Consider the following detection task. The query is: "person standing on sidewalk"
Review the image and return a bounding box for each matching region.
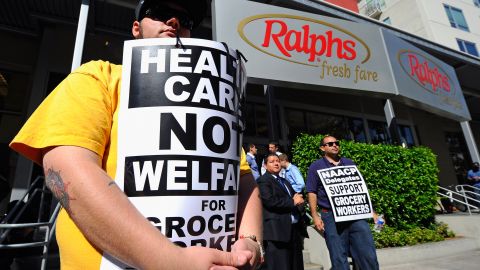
[261,142,283,175]
[278,154,305,193]
[258,153,308,270]
[467,162,480,202]
[306,135,379,270]
[247,143,261,180]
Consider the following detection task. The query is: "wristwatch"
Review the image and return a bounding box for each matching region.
[239,234,265,267]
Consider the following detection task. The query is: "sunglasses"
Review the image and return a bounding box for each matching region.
[143,5,194,30]
[322,141,340,147]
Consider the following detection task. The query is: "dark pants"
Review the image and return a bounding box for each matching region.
[322,210,379,270]
[262,223,304,270]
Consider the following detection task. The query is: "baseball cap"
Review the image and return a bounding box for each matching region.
[135,0,208,28]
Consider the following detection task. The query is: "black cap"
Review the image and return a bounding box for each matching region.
[135,0,208,28]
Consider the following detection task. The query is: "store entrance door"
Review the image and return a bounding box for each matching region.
[445,131,472,185]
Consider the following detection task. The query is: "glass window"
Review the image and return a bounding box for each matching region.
[286,109,363,142]
[367,120,392,144]
[398,124,415,147]
[0,69,31,190]
[366,0,386,8]
[285,108,307,141]
[382,17,392,25]
[244,102,268,137]
[445,132,471,184]
[457,39,479,57]
[244,103,256,136]
[464,43,479,56]
[306,111,351,140]
[348,118,367,143]
[444,5,469,31]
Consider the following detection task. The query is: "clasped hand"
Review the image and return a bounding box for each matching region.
[293,193,304,206]
[181,238,260,270]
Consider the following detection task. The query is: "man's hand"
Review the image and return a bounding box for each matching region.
[372,211,378,224]
[230,238,261,270]
[181,246,251,270]
[372,211,386,226]
[293,193,304,206]
[312,215,324,232]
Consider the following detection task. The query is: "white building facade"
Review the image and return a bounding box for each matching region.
[359,0,480,58]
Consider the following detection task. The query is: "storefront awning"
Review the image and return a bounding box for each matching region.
[213,0,471,121]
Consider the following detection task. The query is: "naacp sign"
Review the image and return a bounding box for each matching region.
[317,165,373,222]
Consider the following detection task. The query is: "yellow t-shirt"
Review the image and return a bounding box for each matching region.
[10,60,251,269]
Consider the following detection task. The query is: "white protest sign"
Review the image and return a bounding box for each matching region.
[317,165,373,222]
[100,38,246,269]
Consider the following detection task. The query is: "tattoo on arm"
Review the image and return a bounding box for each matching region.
[45,168,73,212]
[108,181,117,187]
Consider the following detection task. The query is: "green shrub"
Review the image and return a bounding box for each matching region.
[291,134,439,230]
[434,221,456,238]
[373,222,455,248]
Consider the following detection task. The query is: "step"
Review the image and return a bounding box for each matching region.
[304,263,324,270]
[303,249,311,263]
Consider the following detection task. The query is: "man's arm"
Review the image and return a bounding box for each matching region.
[44,146,251,269]
[307,192,324,232]
[306,163,323,232]
[467,171,473,181]
[233,172,263,269]
[291,166,305,192]
[246,156,260,180]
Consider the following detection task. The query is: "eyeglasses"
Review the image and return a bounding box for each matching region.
[143,5,194,30]
[322,141,340,147]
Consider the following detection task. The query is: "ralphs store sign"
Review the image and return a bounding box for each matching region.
[399,50,452,95]
[238,15,370,66]
[213,0,396,94]
[212,0,470,121]
[382,30,470,121]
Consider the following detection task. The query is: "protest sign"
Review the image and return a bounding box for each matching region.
[100,38,246,269]
[317,165,373,222]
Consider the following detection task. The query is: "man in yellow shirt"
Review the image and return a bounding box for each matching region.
[10,0,262,269]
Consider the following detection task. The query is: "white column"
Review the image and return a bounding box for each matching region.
[71,0,90,71]
[460,121,480,163]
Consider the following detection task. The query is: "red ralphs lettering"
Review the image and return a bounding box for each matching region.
[261,19,357,62]
[407,53,450,93]
[238,15,371,65]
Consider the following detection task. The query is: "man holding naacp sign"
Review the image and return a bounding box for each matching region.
[306,136,379,270]
[10,0,263,269]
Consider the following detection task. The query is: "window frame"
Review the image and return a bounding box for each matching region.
[456,38,479,57]
[444,4,469,31]
[366,120,392,145]
[283,107,367,143]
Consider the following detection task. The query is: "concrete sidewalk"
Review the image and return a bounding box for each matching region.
[382,250,480,270]
[377,236,478,267]
[303,213,480,269]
